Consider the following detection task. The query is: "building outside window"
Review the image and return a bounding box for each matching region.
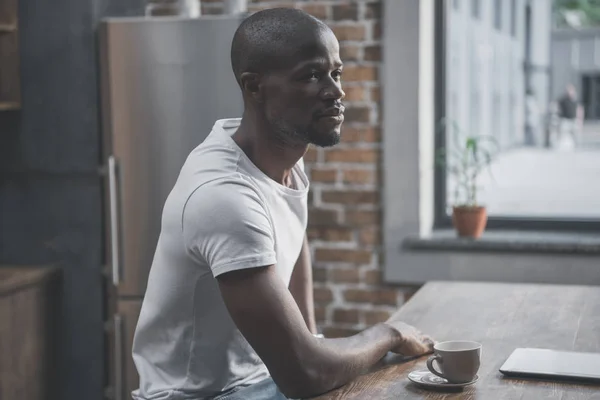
[439,0,600,228]
[510,0,518,37]
[494,0,503,30]
[471,0,480,19]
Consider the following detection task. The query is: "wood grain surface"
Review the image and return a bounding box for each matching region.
[0,266,61,400]
[311,281,600,399]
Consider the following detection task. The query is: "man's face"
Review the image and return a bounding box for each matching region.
[261,29,345,147]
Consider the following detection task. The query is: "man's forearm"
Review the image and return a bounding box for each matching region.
[289,236,317,334]
[297,323,400,397]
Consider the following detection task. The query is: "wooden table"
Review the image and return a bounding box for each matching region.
[313,281,600,399]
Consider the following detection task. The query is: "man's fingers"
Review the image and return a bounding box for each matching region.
[421,336,435,353]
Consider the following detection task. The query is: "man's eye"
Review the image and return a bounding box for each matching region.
[333,70,343,81]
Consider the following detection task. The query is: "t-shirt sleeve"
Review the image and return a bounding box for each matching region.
[182,177,277,277]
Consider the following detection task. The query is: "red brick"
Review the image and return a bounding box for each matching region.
[325,148,378,163]
[308,208,339,226]
[307,227,354,242]
[323,326,361,338]
[333,308,360,324]
[373,21,382,40]
[363,269,382,285]
[370,86,381,103]
[343,86,365,101]
[248,2,295,12]
[374,289,399,305]
[321,190,378,204]
[314,287,333,303]
[343,289,372,303]
[360,227,381,245]
[343,65,378,81]
[340,44,360,62]
[345,210,379,226]
[313,267,328,282]
[364,310,391,325]
[331,268,360,283]
[343,288,399,305]
[366,3,381,19]
[364,45,381,61]
[315,248,372,264]
[315,306,327,323]
[299,3,329,19]
[403,288,419,302]
[310,168,337,183]
[331,24,366,41]
[344,106,371,123]
[304,146,319,162]
[341,126,381,143]
[332,3,358,21]
[307,189,314,205]
[342,169,375,184]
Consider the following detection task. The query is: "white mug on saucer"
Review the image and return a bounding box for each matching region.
[427,340,482,383]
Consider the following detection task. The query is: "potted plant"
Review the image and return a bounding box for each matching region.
[436,119,499,239]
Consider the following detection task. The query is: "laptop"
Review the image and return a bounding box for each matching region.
[500,348,600,384]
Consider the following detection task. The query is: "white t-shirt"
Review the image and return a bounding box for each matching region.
[131,119,309,400]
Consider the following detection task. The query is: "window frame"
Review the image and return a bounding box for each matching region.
[433,0,600,233]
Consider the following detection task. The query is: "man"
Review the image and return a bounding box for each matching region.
[557,84,584,147]
[131,8,433,400]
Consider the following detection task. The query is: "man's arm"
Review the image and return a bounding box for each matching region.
[288,235,317,334]
[217,265,433,399]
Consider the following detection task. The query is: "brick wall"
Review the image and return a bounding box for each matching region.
[202,0,419,336]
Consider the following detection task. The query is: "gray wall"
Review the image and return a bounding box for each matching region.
[0,1,144,399]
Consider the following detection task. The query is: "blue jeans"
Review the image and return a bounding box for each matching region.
[213,378,290,400]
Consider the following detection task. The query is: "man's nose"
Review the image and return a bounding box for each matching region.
[322,82,345,101]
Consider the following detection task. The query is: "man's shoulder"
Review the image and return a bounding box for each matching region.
[191,174,259,200]
[181,173,264,222]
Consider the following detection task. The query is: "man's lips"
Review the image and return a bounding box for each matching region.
[317,106,345,118]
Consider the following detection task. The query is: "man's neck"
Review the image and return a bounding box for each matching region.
[232,114,308,186]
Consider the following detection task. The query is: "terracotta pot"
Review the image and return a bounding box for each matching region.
[452,206,488,238]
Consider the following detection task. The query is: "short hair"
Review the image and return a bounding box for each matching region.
[230,8,330,85]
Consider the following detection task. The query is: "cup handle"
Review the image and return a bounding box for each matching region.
[427,355,446,379]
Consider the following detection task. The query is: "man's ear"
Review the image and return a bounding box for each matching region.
[240,72,263,102]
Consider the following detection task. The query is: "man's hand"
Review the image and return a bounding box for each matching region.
[384,317,435,357]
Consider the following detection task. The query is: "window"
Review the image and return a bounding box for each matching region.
[494,0,502,30]
[437,0,600,229]
[471,0,480,19]
[582,74,600,120]
[510,0,517,37]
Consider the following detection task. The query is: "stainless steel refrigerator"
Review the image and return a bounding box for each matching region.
[99,15,244,400]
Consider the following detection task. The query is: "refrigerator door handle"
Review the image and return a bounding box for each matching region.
[108,155,121,286]
[114,314,124,400]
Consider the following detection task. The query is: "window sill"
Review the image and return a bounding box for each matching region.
[402,230,600,255]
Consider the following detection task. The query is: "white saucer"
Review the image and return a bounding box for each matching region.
[408,370,479,389]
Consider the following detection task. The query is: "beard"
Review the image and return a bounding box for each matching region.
[270,117,341,148]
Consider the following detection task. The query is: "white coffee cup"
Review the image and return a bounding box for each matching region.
[427,341,482,383]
